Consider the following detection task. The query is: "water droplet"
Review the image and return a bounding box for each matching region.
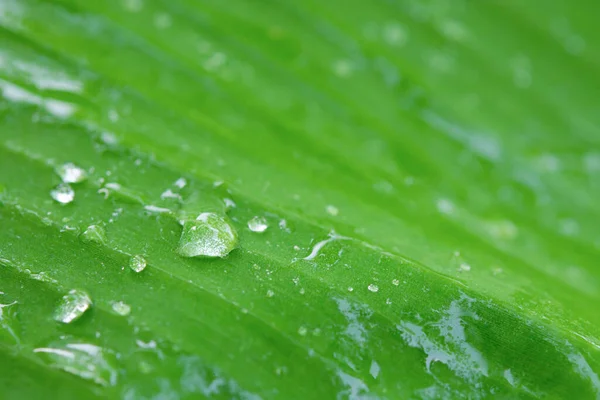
[326,205,339,216]
[370,360,381,379]
[223,198,236,210]
[153,12,172,29]
[111,301,131,316]
[56,162,87,183]
[129,255,147,273]
[54,289,92,323]
[382,22,408,46]
[436,198,455,215]
[298,326,307,336]
[348,287,354,292]
[458,263,471,272]
[174,177,187,189]
[332,59,354,78]
[367,284,379,293]
[248,216,268,233]
[51,183,74,204]
[386,298,392,305]
[392,279,400,286]
[144,205,171,213]
[177,213,238,258]
[266,290,275,298]
[34,338,118,386]
[81,225,106,244]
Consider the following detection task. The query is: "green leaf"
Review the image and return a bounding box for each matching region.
[1,0,600,398]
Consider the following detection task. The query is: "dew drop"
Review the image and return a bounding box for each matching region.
[392,279,400,286]
[369,360,381,379]
[56,162,87,184]
[223,198,236,210]
[129,255,147,273]
[81,225,106,244]
[458,263,471,272]
[326,205,339,216]
[367,284,379,293]
[174,177,187,189]
[51,183,74,204]
[266,289,275,298]
[111,301,131,316]
[248,216,268,233]
[298,326,307,336]
[177,213,238,258]
[347,287,354,292]
[54,289,92,324]
[34,338,118,386]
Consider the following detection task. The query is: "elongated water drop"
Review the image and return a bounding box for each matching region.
[177,212,237,258]
[51,183,74,204]
[56,162,87,183]
[81,225,106,244]
[111,301,131,316]
[248,216,268,232]
[34,338,118,386]
[54,289,92,323]
[129,255,147,273]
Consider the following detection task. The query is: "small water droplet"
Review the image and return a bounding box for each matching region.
[392,279,400,286]
[129,255,147,273]
[54,290,92,323]
[386,298,392,305]
[347,287,354,292]
[111,301,131,316]
[177,213,238,258]
[34,338,118,386]
[248,216,268,233]
[458,263,471,272]
[299,288,305,295]
[367,284,379,293]
[51,183,74,204]
[56,163,87,183]
[81,225,106,244]
[369,360,381,379]
[174,177,187,189]
[436,198,455,215]
[326,205,339,216]
[266,289,275,298]
[298,326,307,336]
[223,198,236,210]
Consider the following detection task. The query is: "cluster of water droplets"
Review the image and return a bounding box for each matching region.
[50,162,88,205]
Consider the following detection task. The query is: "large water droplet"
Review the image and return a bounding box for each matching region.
[54,289,92,323]
[177,213,237,258]
[111,301,131,316]
[367,284,379,293]
[81,225,106,244]
[129,255,147,273]
[56,162,87,183]
[34,338,118,386]
[247,216,268,233]
[51,183,74,204]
